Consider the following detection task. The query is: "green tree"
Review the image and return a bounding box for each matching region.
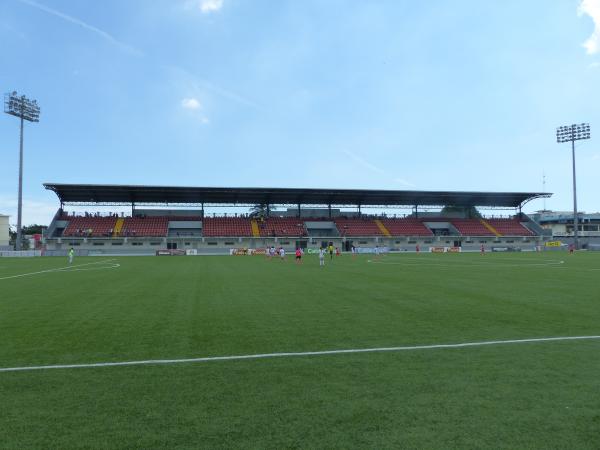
[440,206,481,218]
[22,224,46,235]
[9,225,16,246]
[249,204,270,218]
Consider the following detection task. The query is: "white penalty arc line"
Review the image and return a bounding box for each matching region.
[0,259,117,280]
[1,335,599,373]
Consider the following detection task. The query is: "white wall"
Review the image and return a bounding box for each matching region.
[0,215,9,247]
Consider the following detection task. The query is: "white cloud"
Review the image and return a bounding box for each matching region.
[181,98,209,124]
[342,150,385,174]
[181,97,202,110]
[341,150,416,188]
[185,0,224,13]
[393,177,416,188]
[0,196,59,226]
[579,0,600,54]
[200,0,224,13]
[589,61,600,68]
[167,65,263,110]
[15,0,142,56]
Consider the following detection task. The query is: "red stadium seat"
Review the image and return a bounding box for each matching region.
[334,219,383,236]
[450,219,495,236]
[120,217,169,237]
[62,216,117,237]
[258,217,306,237]
[381,219,433,236]
[203,217,253,237]
[486,219,534,236]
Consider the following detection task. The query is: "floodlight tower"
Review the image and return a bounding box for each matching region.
[4,91,41,250]
[556,123,591,250]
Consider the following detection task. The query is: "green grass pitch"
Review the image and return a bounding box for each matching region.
[1,252,600,449]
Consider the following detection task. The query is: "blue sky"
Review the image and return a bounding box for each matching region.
[1,0,600,224]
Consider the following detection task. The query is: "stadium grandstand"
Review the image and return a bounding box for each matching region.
[42,183,551,255]
[529,211,600,238]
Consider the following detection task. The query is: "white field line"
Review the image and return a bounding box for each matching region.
[386,256,562,263]
[367,259,565,268]
[1,335,599,373]
[65,263,120,272]
[0,259,117,281]
[368,258,600,271]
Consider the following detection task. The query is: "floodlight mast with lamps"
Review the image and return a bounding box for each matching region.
[3,91,41,251]
[556,123,591,250]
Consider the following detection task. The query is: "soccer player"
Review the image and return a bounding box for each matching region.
[351,244,356,259]
[295,247,302,264]
[68,247,74,264]
[335,247,340,257]
[328,243,334,260]
[480,244,485,254]
[319,247,325,266]
[280,247,286,261]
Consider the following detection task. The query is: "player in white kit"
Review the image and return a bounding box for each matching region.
[318,247,325,266]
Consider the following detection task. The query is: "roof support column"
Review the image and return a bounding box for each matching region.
[267,204,270,217]
[415,205,418,219]
[358,204,361,218]
[328,203,332,219]
[131,202,135,216]
[297,203,301,218]
[201,202,204,219]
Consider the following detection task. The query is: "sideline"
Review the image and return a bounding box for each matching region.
[0,259,117,281]
[367,258,565,267]
[1,335,599,373]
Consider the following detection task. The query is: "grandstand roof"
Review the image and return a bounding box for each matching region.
[44,183,550,208]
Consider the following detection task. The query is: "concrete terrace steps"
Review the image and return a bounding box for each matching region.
[374,219,391,237]
[250,220,260,238]
[113,218,125,237]
[479,219,502,237]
